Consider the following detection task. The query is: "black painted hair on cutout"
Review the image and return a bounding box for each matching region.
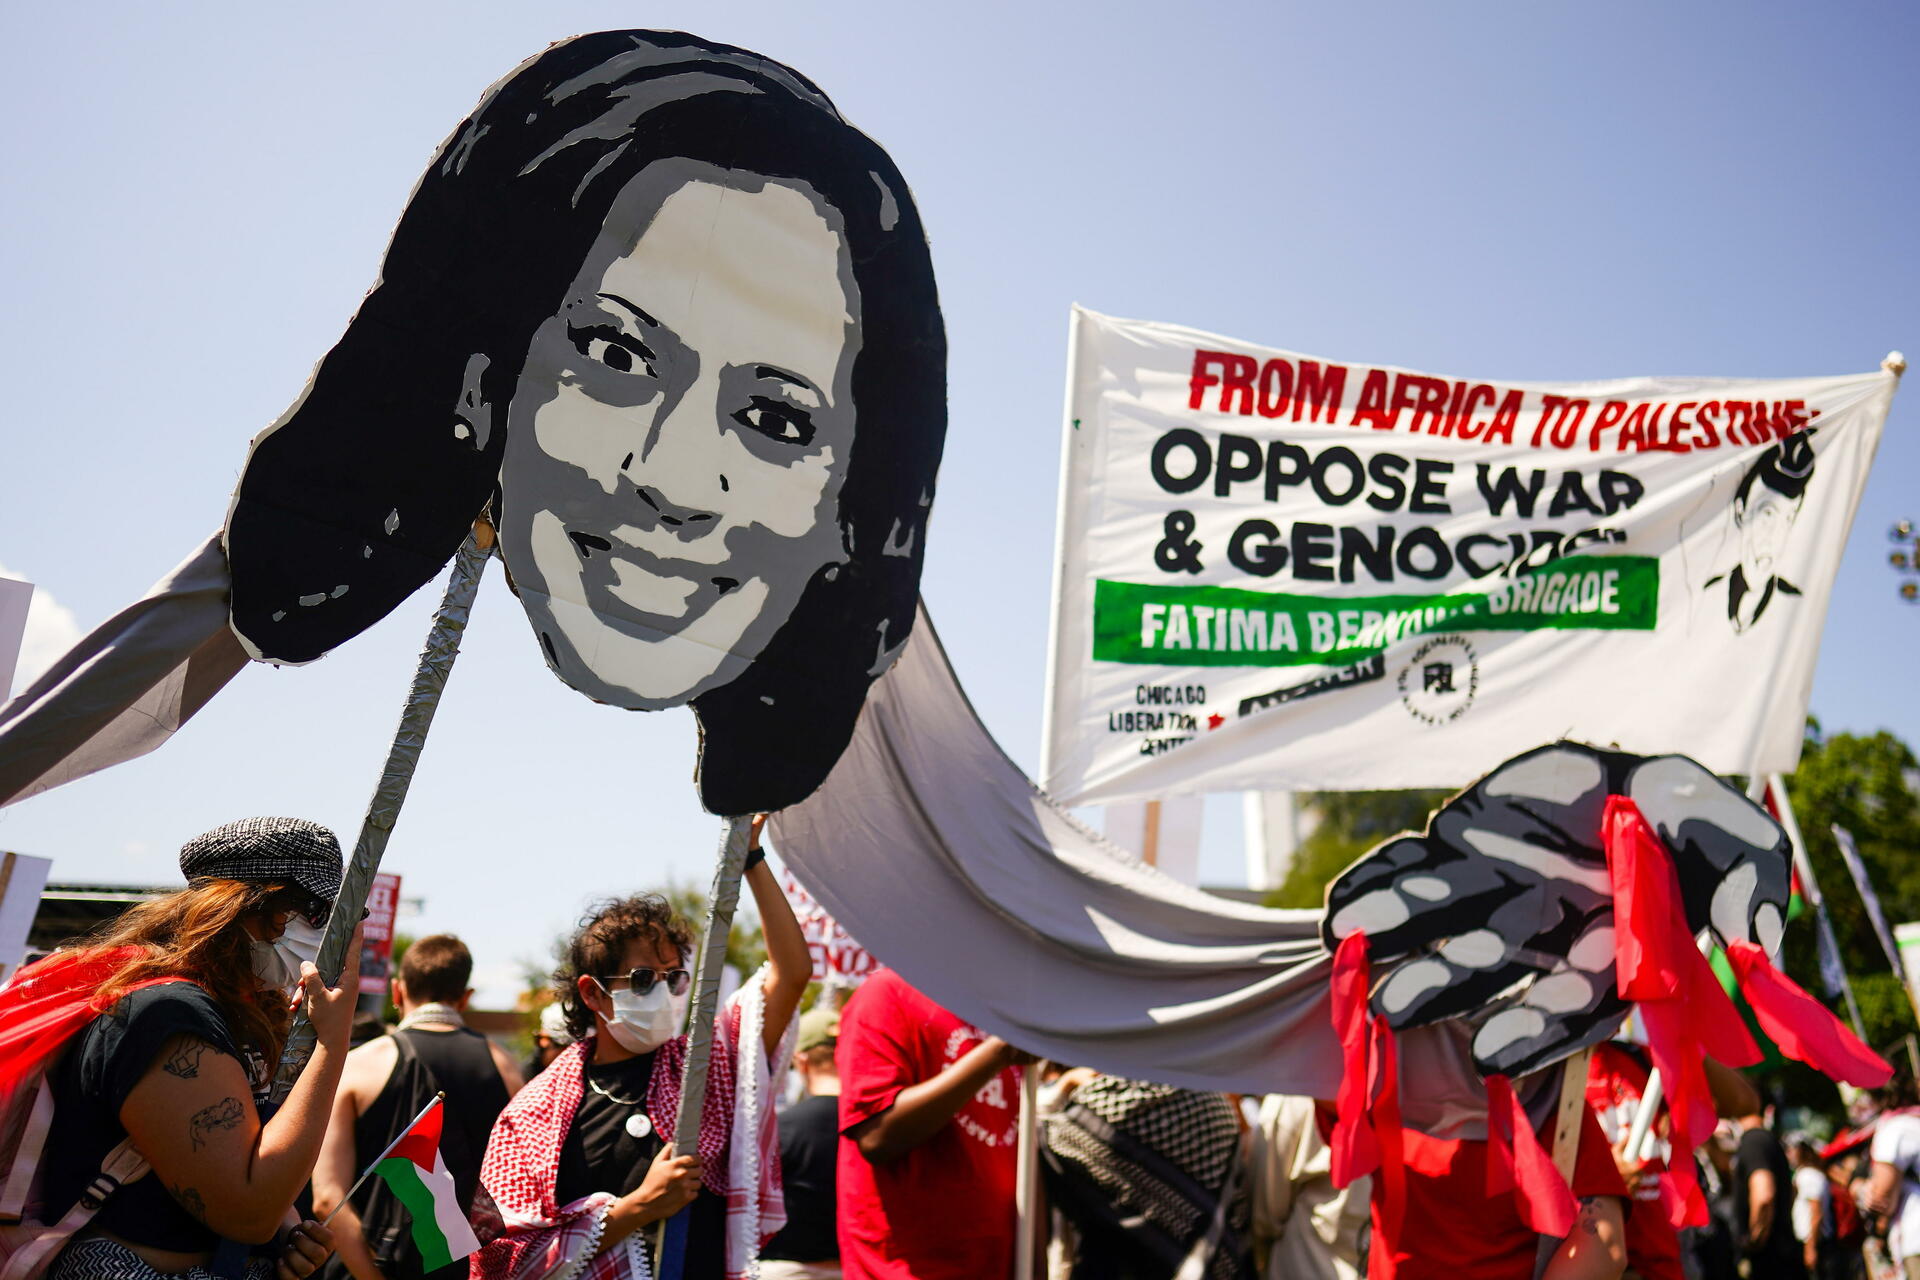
[224,31,947,815]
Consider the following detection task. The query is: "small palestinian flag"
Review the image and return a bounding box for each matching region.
[373,1095,481,1269]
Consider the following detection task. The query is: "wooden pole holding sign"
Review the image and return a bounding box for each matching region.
[656,813,755,1280]
[270,524,491,1104]
[1140,799,1161,868]
[1015,1069,1041,1280]
[1531,1048,1593,1280]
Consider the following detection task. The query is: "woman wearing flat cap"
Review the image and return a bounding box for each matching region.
[0,816,363,1280]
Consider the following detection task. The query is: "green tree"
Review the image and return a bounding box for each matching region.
[1780,720,1920,1054]
[657,881,768,978]
[1264,789,1454,909]
[380,933,413,1024]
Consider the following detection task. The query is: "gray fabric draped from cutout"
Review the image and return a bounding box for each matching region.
[772,602,1497,1111]
[0,536,243,808]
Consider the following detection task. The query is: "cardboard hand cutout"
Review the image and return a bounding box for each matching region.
[223,31,947,816]
[1322,742,1790,1078]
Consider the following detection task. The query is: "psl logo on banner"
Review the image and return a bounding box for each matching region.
[1041,308,1898,806]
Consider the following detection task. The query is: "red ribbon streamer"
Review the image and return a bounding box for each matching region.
[1485,1074,1578,1237]
[1369,1005,1405,1243]
[1327,929,1408,1245]
[1726,940,1892,1087]
[1330,931,1380,1187]
[1602,796,1762,1229]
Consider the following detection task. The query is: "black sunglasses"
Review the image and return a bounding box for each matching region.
[597,968,693,997]
[273,891,365,930]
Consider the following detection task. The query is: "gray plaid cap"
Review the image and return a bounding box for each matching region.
[179,816,344,908]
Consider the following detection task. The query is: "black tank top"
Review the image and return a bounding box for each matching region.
[320,1027,509,1280]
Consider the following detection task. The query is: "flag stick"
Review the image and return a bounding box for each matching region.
[1830,821,1920,1029]
[1624,1066,1663,1164]
[1768,774,1869,1039]
[655,813,755,1280]
[271,525,492,1104]
[321,1092,446,1227]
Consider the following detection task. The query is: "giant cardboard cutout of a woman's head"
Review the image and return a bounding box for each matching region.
[223,32,947,816]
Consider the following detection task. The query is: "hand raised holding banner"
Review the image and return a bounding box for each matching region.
[1322,742,1790,1078]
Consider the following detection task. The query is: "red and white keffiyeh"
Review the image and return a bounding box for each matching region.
[476,970,794,1280]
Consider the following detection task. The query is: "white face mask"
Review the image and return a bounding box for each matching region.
[596,978,688,1054]
[252,917,326,995]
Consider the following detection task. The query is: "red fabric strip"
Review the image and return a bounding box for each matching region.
[1329,931,1379,1186]
[1601,795,1763,1230]
[1727,940,1892,1088]
[1369,1011,1406,1244]
[1604,797,1686,1002]
[1485,1075,1578,1237]
[388,1096,446,1170]
[0,947,165,1100]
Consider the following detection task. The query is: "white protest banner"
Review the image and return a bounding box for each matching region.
[1042,307,1898,805]
[780,867,875,986]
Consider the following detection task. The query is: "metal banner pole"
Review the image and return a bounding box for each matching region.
[270,526,491,1104]
[656,813,754,1280]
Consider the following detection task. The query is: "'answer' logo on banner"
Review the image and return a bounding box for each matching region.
[1041,307,1898,805]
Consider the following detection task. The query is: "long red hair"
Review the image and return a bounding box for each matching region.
[85,879,298,1064]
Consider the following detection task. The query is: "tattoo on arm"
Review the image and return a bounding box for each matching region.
[1577,1196,1602,1237]
[162,1040,210,1080]
[167,1181,208,1223]
[188,1097,243,1151]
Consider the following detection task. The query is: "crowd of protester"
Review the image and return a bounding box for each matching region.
[5,815,1920,1280]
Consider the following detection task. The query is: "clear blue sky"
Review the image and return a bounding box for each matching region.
[2,2,1914,1003]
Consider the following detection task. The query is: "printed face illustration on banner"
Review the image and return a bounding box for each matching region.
[1705,431,1817,633]
[1321,741,1790,1078]
[223,32,948,815]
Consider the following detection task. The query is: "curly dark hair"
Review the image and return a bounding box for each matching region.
[553,894,696,1041]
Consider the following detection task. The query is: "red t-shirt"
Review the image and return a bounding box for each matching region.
[836,969,1024,1280]
[1369,1100,1629,1280]
[1586,1043,1683,1280]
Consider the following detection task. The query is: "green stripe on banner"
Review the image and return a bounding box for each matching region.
[376,1157,455,1271]
[1092,554,1658,668]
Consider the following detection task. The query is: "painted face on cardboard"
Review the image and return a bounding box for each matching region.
[496,158,861,709]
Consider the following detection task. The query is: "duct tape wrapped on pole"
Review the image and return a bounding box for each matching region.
[270,525,491,1104]
[656,813,754,1279]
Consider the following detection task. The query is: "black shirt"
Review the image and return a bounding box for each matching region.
[319,1027,511,1280]
[394,1027,510,1216]
[759,1094,838,1263]
[1733,1125,1808,1280]
[553,1052,726,1278]
[45,982,239,1253]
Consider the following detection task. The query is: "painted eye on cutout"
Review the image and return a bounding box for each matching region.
[732,396,817,447]
[568,323,657,377]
